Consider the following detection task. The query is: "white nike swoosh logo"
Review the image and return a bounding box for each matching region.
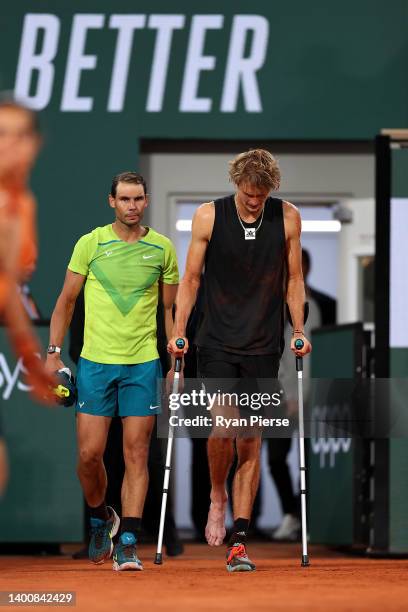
[79,401,85,408]
[143,255,153,259]
[149,405,159,410]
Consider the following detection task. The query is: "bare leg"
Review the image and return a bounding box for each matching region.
[76,414,111,506]
[205,438,234,546]
[232,437,261,520]
[121,416,154,516]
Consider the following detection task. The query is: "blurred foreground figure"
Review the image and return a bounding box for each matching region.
[0,97,55,494]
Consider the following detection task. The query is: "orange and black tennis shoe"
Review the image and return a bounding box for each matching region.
[226,542,256,572]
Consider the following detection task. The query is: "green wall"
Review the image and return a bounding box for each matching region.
[308,326,362,545]
[0,327,83,542]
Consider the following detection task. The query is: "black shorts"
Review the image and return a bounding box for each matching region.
[197,347,280,379]
[196,348,283,431]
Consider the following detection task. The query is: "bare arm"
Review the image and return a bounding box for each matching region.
[168,202,214,354]
[4,283,41,353]
[0,209,56,402]
[283,201,311,356]
[3,281,57,402]
[46,269,86,370]
[159,281,178,342]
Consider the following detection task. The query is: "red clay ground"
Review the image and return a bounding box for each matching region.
[0,543,407,611]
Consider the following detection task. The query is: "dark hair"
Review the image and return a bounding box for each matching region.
[110,172,147,198]
[0,93,40,133]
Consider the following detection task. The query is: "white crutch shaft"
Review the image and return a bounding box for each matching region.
[296,356,310,567]
[155,343,184,565]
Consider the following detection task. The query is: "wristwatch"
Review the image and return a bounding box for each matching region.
[47,345,61,354]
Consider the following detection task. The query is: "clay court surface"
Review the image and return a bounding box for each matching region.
[1,543,407,611]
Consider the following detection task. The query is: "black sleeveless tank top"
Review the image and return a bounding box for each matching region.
[195,195,286,355]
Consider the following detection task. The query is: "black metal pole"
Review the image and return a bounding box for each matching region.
[372,134,391,552]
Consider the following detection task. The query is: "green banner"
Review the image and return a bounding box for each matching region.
[308,325,362,545]
[2,1,406,140]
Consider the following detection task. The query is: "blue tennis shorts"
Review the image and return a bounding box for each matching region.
[76,357,162,417]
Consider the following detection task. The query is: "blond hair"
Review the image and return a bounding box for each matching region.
[228,149,280,191]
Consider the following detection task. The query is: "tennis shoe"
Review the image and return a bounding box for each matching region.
[273,514,301,541]
[88,506,120,564]
[113,532,143,571]
[226,542,256,572]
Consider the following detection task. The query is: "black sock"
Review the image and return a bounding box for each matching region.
[228,518,249,546]
[88,502,109,521]
[120,517,141,540]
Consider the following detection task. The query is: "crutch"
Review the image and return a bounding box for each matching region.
[293,336,310,567]
[154,338,185,565]
[286,302,310,567]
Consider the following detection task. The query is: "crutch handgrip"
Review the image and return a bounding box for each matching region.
[174,338,185,373]
[294,338,304,372]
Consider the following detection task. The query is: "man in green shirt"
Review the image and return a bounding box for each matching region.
[46,172,179,571]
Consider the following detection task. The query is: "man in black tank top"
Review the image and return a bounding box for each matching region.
[168,149,311,572]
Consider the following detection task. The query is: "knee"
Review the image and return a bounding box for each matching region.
[78,447,104,471]
[237,438,261,465]
[208,437,234,452]
[123,442,149,466]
